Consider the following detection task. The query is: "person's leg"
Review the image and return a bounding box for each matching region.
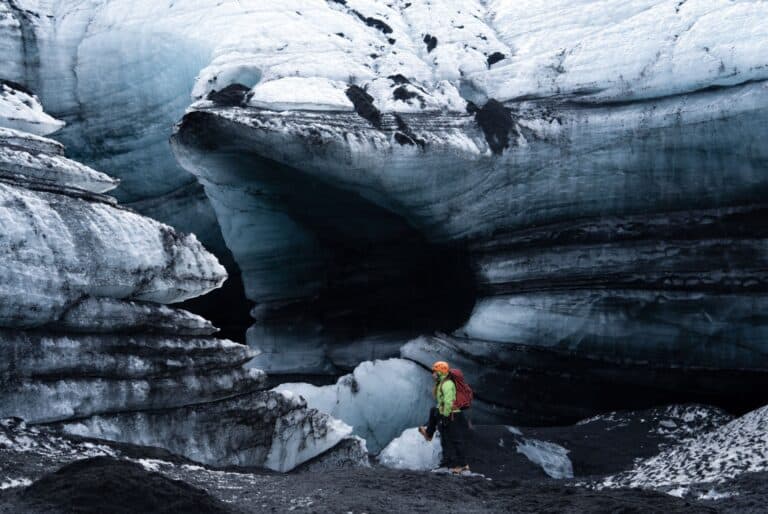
[426,407,438,437]
[439,416,456,467]
[450,412,468,469]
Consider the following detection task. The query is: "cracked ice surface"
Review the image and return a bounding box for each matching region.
[482,0,768,102]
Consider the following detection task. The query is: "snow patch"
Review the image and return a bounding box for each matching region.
[248,77,354,112]
[0,477,32,490]
[602,405,768,489]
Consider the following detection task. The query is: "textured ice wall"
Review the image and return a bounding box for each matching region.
[0,85,361,471]
[61,390,354,473]
[5,0,768,422]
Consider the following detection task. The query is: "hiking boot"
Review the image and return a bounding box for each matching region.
[418,426,432,441]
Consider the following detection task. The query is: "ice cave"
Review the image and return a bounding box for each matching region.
[1,0,768,511]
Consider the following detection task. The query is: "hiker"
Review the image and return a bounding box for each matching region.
[418,360,472,473]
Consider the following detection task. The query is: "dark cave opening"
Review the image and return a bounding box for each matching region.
[229,150,478,344]
[179,248,252,343]
[173,112,478,352]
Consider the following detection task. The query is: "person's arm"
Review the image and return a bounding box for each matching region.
[439,380,456,416]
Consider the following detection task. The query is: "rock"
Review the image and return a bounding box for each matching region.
[19,457,232,514]
[601,404,768,491]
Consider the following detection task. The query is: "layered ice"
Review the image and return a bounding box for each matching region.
[0,81,64,135]
[4,0,768,424]
[61,390,357,473]
[0,91,362,472]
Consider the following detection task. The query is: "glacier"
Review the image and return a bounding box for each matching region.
[0,81,365,471]
[1,0,767,427]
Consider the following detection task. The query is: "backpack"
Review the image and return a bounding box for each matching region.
[449,368,473,410]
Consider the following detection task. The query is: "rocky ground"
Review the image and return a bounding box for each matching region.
[2,404,765,513]
[0,456,715,514]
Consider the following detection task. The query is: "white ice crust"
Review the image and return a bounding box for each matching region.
[5,0,764,116]
[0,82,64,136]
[248,77,354,112]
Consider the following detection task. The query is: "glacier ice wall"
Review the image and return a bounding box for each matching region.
[3,0,768,424]
[0,82,363,471]
[170,1,768,424]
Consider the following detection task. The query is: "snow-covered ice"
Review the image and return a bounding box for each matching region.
[0,81,64,135]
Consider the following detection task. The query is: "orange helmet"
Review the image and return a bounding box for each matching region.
[432,361,450,374]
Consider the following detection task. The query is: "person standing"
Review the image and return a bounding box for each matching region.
[419,361,471,473]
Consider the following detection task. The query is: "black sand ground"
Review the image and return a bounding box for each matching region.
[2,457,715,514]
[14,458,230,514]
[0,406,750,513]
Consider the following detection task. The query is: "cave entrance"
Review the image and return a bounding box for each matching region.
[235,150,478,345]
[173,112,477,361]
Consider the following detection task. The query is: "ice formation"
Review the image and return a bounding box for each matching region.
[0,82,365,471]
[3,0,768,425]
[378,428,442,471]
[516,439,574,480]
[275,359,433,453]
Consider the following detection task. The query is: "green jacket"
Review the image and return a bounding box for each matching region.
[435,372,459,417]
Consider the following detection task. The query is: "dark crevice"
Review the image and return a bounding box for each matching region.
[345,85,382,128]
[180,248,252,343]
[393,114,425,148]
[475,99,517,154]
[351,10,392,34]
[392,85,425,108]
[206,83,250,107]
[486,52,506,68]
[423,34,438,53]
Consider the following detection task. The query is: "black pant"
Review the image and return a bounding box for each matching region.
[425,407,468,467]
